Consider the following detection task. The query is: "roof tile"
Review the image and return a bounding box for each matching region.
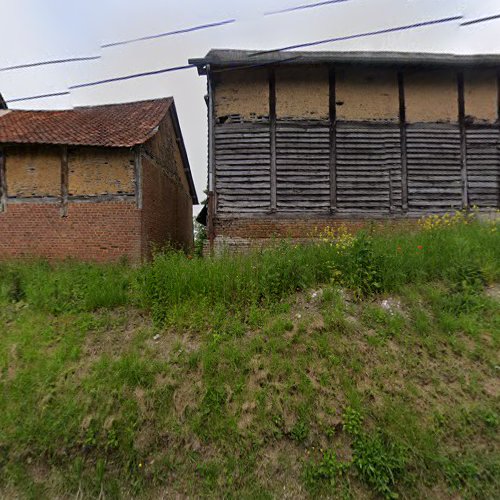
[0,98,173,147]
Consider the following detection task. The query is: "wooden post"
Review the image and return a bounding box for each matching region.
[0,148,6,212]
[134,147,143,209]
[457,71,468,209]
[60,145,68,216]
[398,70,408,213]
[329,66,337,212]
[269,68,277,212]
[207,65,216,253]
[497,70,500,122]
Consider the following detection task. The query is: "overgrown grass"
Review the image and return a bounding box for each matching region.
[0,219,499,498]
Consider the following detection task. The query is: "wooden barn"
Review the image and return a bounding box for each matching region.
[190,50,500,250]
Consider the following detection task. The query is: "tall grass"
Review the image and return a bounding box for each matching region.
[0,261,131,313]
[0,220,498,328]
[139,221,499,328]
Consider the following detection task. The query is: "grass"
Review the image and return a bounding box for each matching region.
[0,219,499,498]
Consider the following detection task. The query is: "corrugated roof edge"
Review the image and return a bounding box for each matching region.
[189,49,500,74]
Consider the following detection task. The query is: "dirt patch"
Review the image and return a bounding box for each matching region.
[256,441,305,498]
[173,371,202,420]
[83,308,153,360]
[485,284,500,302]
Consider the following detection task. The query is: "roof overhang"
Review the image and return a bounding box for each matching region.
[189,49,500,74]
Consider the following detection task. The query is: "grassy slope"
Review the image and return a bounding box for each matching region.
[0,221,499,499]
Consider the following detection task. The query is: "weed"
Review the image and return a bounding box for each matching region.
[304,449,350,490]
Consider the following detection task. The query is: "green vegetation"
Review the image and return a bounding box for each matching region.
[0,219,499,498]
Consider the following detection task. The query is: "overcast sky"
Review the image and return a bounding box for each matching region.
[1,0,499,208]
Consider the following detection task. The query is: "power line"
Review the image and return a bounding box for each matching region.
[6,91,70,104]
[101,19,236,49]
[265,0,349,16]
[0,55,100,73]
[460,13,500,26]
[4,14,466,103]
[102,2,353,49]
[250,15,463,55]
[69,64,195,89]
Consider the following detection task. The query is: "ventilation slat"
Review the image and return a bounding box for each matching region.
[215,123,270,213]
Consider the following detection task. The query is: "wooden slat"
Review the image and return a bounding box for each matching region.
[336,122,400,212]
[466,127,499,208]
[406,125,463,211]
[276,121,331,211]
[215,121,271,213]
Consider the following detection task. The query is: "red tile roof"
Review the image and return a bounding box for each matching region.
[0,98,173,147]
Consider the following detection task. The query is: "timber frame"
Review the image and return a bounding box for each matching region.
[190,50,500,233]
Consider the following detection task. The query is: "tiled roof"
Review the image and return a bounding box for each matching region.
[0,98,173,147]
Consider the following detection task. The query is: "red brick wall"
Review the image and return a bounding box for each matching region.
[140,156,193,258]
[214,216,415,239]
[0,202,142,262]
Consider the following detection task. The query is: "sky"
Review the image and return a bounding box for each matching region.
[1,0,499,209]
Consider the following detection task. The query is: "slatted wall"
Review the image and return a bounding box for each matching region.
[336,123,401,214]
[466,127,500,208]
[276,122,330,211]
[214,122,499,215]
[406,125,463,213]
[215,122,271,213]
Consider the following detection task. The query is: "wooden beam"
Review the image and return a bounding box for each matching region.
[0,148,6,212]
[269,68,277,212]
[207,65,216,252]
[497,70,500,122]
[60,145,68,216]
[457,71,468,209]
[134,147,143,210]
[398,70,408,213]
[329,66,337,212]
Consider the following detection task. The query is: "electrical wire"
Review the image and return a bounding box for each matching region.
[101,19,236,49]
[4,13,467,103]
[265,0,349,16]
[6,91,70,104]
[250,15,463,55]
[69,65,196,89]
[460,13,500,26]
[0,56,100,73]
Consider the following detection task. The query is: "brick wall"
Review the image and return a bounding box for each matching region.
[208,215,416,254]
[140,111,193,258]
[0,111,194,263]
[140,156,193,257]
[0,202,141,262]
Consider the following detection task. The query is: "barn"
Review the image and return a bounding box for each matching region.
[0,98,198,262]
[190,50,500,251]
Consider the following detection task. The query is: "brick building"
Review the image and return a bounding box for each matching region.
[0,98,198,262]
[190,50,500,250]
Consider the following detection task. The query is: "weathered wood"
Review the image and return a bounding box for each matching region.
[269,68,277,211]
[466,127,500,208]
[60,145,69,216]
[398,70,408,212]
[457,72,469,209]
[0,148,6,212]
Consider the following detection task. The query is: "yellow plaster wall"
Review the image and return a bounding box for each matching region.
[276,65,329,119]
[6,146,61,197]
[336,68,399,121]
[405,69,458,123]
[215,68,269,119]
[68,148,135,196]
[144,112,191,194]
[464,69,498,123]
